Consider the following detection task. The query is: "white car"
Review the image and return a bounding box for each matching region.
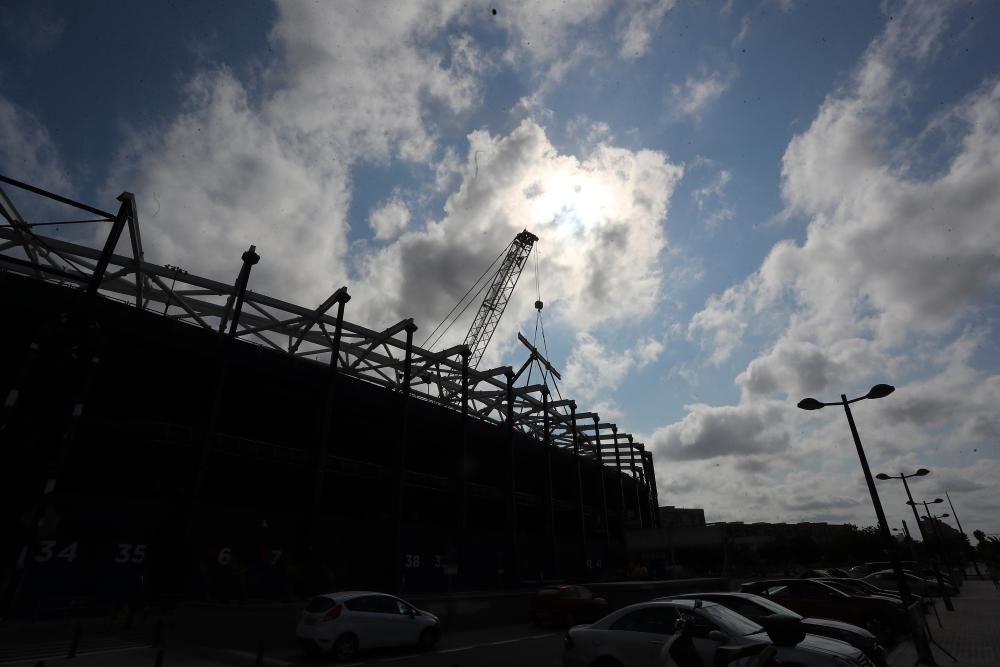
[563,599,873,667]
[296,591,441,660]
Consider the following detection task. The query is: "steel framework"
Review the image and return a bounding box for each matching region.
[0,175,659,523]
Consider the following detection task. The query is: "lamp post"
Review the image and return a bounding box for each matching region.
[798,384,934,664]
[945,491,980,578]
[909,498,959,599]
[873,467,953,610]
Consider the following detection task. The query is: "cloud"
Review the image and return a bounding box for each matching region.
[661,0,1000,528]
[348,119,684,349]
[671,70,733,120]
[0,95,72,195]
[732,15,751,48]
[563,332,664,404]
[104,1,487,304]
[692,168,734,228]
[649,399,790,462]
[369,197,411,241]
[618,0,676,61]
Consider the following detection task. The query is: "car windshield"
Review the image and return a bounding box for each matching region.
[699,604,763,637]
[739,595,799,618]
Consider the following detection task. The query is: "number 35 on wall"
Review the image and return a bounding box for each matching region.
[113,543,147,564]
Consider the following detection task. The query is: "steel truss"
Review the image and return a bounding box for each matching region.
[0,175,657,518]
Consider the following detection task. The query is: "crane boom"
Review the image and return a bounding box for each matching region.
[463,229,538,369]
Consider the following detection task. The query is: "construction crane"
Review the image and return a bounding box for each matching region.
[463,230,538,369]
[422,229,538,369]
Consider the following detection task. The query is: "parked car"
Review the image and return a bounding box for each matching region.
[531,584,608,626]
[739,579,905,642]
[563,599,872,667]
[827,568,852,578]
[800,569,833,578]
[862,570,955,597]
[296,591,441,660]
[665,592,886,666]
[848,561,919,578]
[817,577,903,602]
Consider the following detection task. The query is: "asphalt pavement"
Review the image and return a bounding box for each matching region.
[0,623,566,667]
[887,577,1000,667]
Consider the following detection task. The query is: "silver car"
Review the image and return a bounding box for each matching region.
[296,590,441,660]
[563,599,872,667]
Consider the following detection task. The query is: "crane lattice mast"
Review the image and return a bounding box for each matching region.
[463,229,538,369]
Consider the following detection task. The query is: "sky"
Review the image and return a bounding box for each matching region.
[2,0,999,536]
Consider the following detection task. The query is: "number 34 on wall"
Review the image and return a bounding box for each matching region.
[17,541,79,566]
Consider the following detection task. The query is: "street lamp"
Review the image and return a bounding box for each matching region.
[945,491,980,578]
[908,498,960,595]
[797,384,936,664]
[874,468,953,610]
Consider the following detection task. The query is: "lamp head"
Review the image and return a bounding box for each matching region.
[940,513,950,518]
[932,498,943,504]
[865,384,895,400]
[875,473,892,481]
[797,397,825,411]
[906,500,918,506]
[915,468,930,477]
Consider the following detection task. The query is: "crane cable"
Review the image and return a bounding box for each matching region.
[421,238,514,350]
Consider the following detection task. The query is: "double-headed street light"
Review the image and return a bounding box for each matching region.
[798,384,935,663]
[874,468,953,610]
[908,498,960,596]
[796,385,915,604]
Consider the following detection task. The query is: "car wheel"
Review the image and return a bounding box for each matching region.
[333,634,359,661]
[418,627,440,651]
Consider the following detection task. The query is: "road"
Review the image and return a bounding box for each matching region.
[278,623,566,667]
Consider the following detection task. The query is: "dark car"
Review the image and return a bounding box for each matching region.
[826,568,852,578]
[665,592,887,666]
[739,579,905,642]
[862,570,956,598]
[818,577,903,602]
[799,568,833,578]
[530,585,607,626]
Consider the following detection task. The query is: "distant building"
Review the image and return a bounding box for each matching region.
[658,506,706,528]
[627,506,855,576]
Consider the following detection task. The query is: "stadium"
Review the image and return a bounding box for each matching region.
[0,175,658,614]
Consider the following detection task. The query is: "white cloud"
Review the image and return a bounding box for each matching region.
[348,119,684,349]
[663,0,1000,528]
[104,1,486,304]
[671,70,733,120]
[618,0,676,61]
[0,95,72,195]
[563,332,664,403]
[369,197,411,241]
[692,168,734,228]
[732,15,751,48]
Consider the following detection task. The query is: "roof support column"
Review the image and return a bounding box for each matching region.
[457,347,471,586]
[307,291,350,550]
[570,402,587,578]
[593,416,610,572]
[612,426,627,548]
[629,436,645,530]
[645,451,660,527]
[542,387,555,579]
[393,322,417,595]
[187,246,262,591]
[505,369,518,585]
